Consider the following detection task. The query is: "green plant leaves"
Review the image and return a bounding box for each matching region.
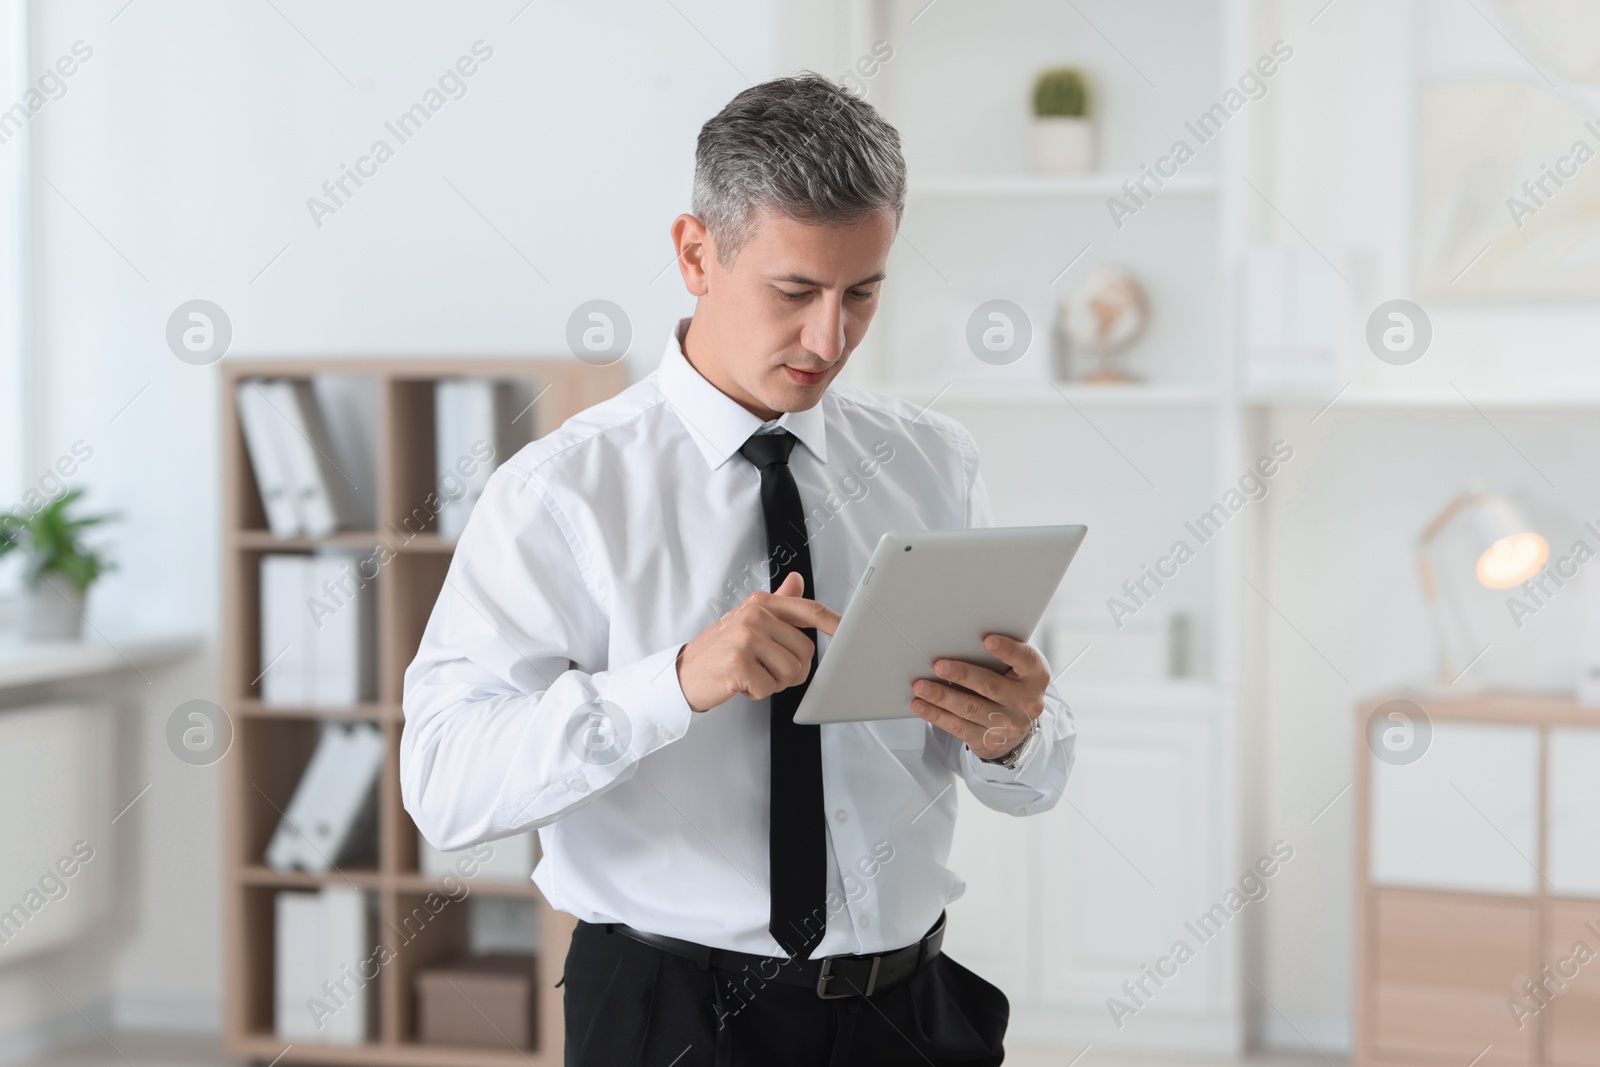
[1033,67,1090,118]
[6,488,119,593]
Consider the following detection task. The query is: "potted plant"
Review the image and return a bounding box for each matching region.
[0,490,118,640]
[1029,67,1095,175]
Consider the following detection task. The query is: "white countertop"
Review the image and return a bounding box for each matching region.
[0,632,203,691]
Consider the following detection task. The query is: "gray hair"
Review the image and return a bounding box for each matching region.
[692,72,906,268]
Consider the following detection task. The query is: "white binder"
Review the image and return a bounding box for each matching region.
[274,890,324,1040]
[237,380,302,538]
[269,379,363,538]
[434,378,531,539]
[275,887,373,1043]
[264,721,385,874]
[308,552,375,707]
[260,553,374,708]
[260,554,309,707]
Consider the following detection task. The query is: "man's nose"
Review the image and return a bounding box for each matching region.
[801,296,846,364]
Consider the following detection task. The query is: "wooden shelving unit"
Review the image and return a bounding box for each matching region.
[219,357,627,1067]
[1354,693,1600,1067]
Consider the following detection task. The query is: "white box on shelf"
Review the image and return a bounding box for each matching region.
[1047,609,1170,679]
[470,895,540,956]
[1238,245,1344,398]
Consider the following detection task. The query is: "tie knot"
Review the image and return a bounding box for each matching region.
[739,429,798,470]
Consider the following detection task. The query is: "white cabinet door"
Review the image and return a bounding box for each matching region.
[1548,726,1600,896]
[942,791,1034,996]
[0,703,114,961]
[1036,718,1216,1010]
[944,719,1218,1010]
[1370,721,1539,894]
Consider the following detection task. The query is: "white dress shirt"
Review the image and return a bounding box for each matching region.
[401,316,1075,959]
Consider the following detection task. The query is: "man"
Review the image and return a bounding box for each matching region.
[401,72,1074,1066]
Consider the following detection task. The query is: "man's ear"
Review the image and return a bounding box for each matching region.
[671,213,714,297]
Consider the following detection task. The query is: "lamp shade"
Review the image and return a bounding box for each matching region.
[1477,532,1550,589]
[1417,489,1549,684]
[1458,495,1550,589]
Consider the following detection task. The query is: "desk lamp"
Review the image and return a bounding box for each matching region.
[1417,489,1548,687]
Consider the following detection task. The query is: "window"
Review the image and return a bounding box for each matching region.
[0,0,32,605]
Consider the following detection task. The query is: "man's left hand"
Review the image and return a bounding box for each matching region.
[909,634,1049,761]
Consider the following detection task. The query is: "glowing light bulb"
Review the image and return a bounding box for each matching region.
[1476,532,1549,589]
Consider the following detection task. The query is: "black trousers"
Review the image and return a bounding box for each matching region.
[561,920,1009,1066]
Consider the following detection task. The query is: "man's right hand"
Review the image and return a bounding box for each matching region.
[676,571,841,712]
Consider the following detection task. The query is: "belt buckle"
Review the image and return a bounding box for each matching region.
[816,955,880,999]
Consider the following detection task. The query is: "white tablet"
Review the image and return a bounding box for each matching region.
[793,525,1087,725]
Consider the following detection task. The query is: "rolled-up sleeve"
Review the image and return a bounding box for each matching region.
[400,463,695,852]
[936,462,1077,815]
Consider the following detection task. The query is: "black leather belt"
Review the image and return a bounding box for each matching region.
[601,911,946,999]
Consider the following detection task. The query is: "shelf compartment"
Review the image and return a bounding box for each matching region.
[1368,889,1535,1066]
[235,717,381,875]
[380,552,453,704]
[383,888,473,1046]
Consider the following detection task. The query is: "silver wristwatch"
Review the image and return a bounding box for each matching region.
[979,720,1040,769]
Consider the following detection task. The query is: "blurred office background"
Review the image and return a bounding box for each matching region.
[3,0,1600,1064]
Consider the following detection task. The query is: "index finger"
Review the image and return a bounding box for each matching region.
[763,594,842,636]
[982,633,1047,679]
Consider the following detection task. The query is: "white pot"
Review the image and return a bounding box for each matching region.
[1028,116,1095,176]
[25,578,87,641]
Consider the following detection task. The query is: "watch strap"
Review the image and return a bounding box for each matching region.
[979,719,1040,769]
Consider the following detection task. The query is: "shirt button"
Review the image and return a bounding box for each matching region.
[834,809,848,823]
[571,778,590,794]
[858,914,870,929]
[655,726,672,743]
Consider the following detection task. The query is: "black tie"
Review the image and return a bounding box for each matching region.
[738,429,827,961]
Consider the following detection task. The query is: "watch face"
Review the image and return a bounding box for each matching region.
[979,722,1038,766]
[1006,723,1040,766]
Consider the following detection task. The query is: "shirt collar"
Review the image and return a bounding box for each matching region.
[657,316,828,469]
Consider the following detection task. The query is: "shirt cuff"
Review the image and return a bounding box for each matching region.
[963,726,1048,786]
[590,643,696,759]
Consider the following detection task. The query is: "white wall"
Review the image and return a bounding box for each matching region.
[1250,0,1600,1048]
[12,0,784,1044]
[32,0,779,638]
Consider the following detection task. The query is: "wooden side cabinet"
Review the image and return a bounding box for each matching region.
[1355,694,1600,1067]
[220,358,625,1067]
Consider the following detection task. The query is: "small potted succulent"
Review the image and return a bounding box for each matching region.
[1029,67,1095,175]
[0,489,118,640]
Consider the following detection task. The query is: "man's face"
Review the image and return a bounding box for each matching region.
[686,206,895,418]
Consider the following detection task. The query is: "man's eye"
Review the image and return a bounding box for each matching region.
[778,289,807,301]
[850,289,877,300]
